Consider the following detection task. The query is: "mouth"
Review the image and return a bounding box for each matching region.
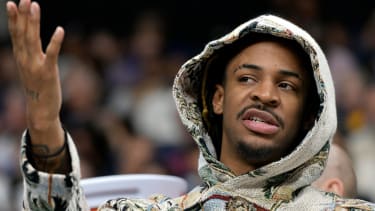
[241,108,281,135]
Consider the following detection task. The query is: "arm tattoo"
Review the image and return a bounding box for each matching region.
[31,144,50,155]
[25,88,40,101]
[30,144,71,173]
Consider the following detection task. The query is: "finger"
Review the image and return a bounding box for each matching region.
[16,0,31,41]
[26,2,42,54]
[45,27,65,68]
[6,1,20,44]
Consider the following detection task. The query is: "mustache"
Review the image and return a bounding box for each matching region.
[236,103,284,128]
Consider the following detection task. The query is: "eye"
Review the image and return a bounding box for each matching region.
[278,82,295,91]
[238,76,256,84]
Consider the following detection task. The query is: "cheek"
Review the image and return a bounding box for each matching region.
[284,98,305,123]
[223,91,246,114]
[225,86,249,103]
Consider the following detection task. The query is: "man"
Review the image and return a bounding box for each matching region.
[312,143,357,198]
[6,0,375,210]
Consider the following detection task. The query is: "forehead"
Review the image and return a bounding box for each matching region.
[227,40,309,78]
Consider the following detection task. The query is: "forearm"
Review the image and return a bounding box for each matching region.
[26,105,71,173]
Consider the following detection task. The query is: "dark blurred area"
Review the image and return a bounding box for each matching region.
[0,0,375,210]
[35,0,375,51]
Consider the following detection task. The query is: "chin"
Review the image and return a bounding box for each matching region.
[242,134,277,148]
[236,139,279,164]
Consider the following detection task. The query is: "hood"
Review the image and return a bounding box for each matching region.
[172,14,336,201]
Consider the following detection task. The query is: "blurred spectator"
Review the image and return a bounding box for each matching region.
[104,9,167,119]
[358,10,375,77]
[0,46,18,90]
[67,121,116,178]
[105,9,166,90]
[60,59,104,126]
[97,111,166,175]
[346,84,375,202]
[323,22,367,135]
[312,141,357,198]
[0,86,26,210]
[87,29,125,80]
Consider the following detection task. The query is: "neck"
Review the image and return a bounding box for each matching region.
[220,141,257,176]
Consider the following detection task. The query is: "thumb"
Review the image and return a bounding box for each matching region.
[45,26,65,68]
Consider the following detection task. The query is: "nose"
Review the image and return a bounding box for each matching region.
[250,81,280,107]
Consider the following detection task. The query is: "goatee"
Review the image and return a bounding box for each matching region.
[236,141,276,167]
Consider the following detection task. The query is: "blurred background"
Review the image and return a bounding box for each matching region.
[0,0,375,210]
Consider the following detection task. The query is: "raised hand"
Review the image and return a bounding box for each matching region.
[7,0,68,172]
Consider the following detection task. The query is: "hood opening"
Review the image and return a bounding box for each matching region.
[198,32,321,160]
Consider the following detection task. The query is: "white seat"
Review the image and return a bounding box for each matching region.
[81,174,188,209]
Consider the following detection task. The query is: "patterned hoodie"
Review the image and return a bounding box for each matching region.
[20,14,375,211]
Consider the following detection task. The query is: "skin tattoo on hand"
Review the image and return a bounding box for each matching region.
[26,88,40,101]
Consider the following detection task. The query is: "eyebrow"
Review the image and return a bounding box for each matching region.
[233,63,302,80]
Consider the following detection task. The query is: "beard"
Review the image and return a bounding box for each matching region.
[235,140,279,167]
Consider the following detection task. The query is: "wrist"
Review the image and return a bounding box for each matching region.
[26,108,60,131]
[26,130,71,173]
[27,118,65,151]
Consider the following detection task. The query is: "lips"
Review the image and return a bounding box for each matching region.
[241,108,281,135]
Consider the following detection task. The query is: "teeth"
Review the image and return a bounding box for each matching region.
[250,117,265,122]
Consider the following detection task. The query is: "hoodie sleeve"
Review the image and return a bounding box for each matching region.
[334,198,375,211]
[20,130,89,210]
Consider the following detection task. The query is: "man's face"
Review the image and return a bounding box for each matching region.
[212,40,310,174]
